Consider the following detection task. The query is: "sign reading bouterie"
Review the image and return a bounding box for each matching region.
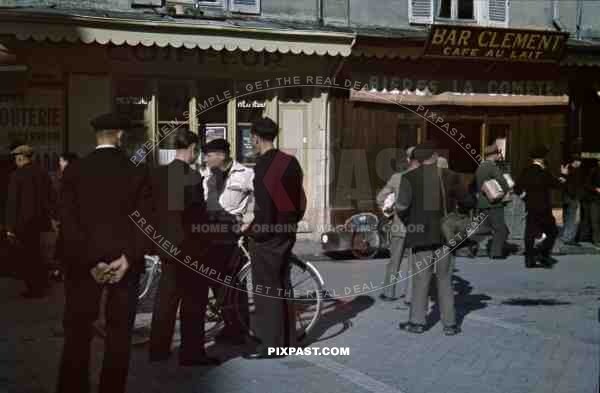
[424,25,568,63]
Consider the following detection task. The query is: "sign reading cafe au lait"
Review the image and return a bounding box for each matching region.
[424,25,568,62]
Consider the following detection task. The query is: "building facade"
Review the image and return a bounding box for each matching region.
[1,0,600,238]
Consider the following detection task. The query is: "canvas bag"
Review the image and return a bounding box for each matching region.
[439,168,473,244]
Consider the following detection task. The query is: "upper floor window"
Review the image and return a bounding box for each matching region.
[167,0,260,14]
[409,0,508,26]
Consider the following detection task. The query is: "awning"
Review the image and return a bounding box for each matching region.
[0,9,355,57]
[350,89,568,107]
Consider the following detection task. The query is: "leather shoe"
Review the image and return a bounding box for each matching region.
[398,322,425,334]
[214,330,247,345]
[490,255,508,260]
[379,294,398,302]
[179,354,221,367]
[538,255,558,268]
[443,325,462,336]
[243,350,286,360]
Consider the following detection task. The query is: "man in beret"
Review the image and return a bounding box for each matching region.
[244,117,306,358]
[475,143,510,259]
[200,138,254,344]
[56,113,153,393]
[514,145,566,268]
[5,144,55,298]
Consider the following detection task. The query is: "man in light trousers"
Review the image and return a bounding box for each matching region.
[377,147,419,302]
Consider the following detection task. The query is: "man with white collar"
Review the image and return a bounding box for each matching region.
[201,138,254,343]
[57,112,152,393]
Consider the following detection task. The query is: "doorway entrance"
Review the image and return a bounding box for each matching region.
[425,119,482,173]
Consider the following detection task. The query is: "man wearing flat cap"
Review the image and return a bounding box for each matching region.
[5,143,55,298]
[475,142,510,259]
[514,145,566,268]
[56,112,153,393]
[244,117,306,358]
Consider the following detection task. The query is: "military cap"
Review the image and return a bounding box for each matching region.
[90,112,134,132]
[529,145,550,159]
[251,117,279,139]
[11,144,33,156]
[204,138,230,154]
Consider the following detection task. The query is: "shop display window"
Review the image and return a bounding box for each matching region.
[236,81,268,165]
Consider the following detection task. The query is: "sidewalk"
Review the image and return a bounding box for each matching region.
[2,254,599,393]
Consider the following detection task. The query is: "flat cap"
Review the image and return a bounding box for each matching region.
[251,117,279,139]
[11,144,33,156]
[529,145,550,159]
[90,113,134,132]
[204,138,230,154]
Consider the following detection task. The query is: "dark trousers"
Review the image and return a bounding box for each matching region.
[525,210,558,260]
[481,207,509,257]
[250,236,296,348]
[175,263,209,358]
[149,261,180,359]
[18,230,48,294]
[56,270,139,393]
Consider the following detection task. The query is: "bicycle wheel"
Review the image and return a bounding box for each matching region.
[234,255,323,344]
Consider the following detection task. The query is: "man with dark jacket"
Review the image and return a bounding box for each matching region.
[148,129,219,366]
[56,113,152,393]
[475,143,510,259]
[245,117,306,358]
[560,155,584,246]
[514,146,566,269]
[5,144,55,298]
[395,143,464,336]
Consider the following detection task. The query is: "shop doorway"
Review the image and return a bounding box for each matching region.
[426,119,482,173]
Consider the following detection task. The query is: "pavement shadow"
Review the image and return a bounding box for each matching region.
[425,271,491,329]
[301,295,375,345]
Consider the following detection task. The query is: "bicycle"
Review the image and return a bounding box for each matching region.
[138,236,325,344]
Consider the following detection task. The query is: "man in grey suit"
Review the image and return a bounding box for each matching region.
[475,143,510,259]
[377,146,419,302]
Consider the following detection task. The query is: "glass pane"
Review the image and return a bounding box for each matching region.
[237,124,257,165]
[114,79,152,122]
[196,80,230,125]
[158,81,190,121]
[458,0,474,19]
[438,0,451,18]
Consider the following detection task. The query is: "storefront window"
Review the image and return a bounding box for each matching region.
[158,80,190,165]
[236,82,268,165]
[114,79,152,163]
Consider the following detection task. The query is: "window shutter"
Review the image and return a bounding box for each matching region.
[409,0,434,24]
[488,0,508,26]
[230,0,260,14]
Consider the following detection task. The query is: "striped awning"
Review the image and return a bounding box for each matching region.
[0,9,355,57]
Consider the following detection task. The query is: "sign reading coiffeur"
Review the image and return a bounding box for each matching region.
[424,25,568,63]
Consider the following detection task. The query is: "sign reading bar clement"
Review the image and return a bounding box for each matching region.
[424,25,568,63]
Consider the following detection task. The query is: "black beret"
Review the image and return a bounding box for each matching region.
[90,113,134,132]
[529,145,550,159]
[251,117,279,138]
[204,138,230,154]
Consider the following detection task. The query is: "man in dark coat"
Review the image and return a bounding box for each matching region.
[5,144,55,298]
[514,146,566,268]
[148,129,219,366]
[245,117,306,358]
[475,143,510,259]
[56,113,152,393]
[395,142,465,336]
